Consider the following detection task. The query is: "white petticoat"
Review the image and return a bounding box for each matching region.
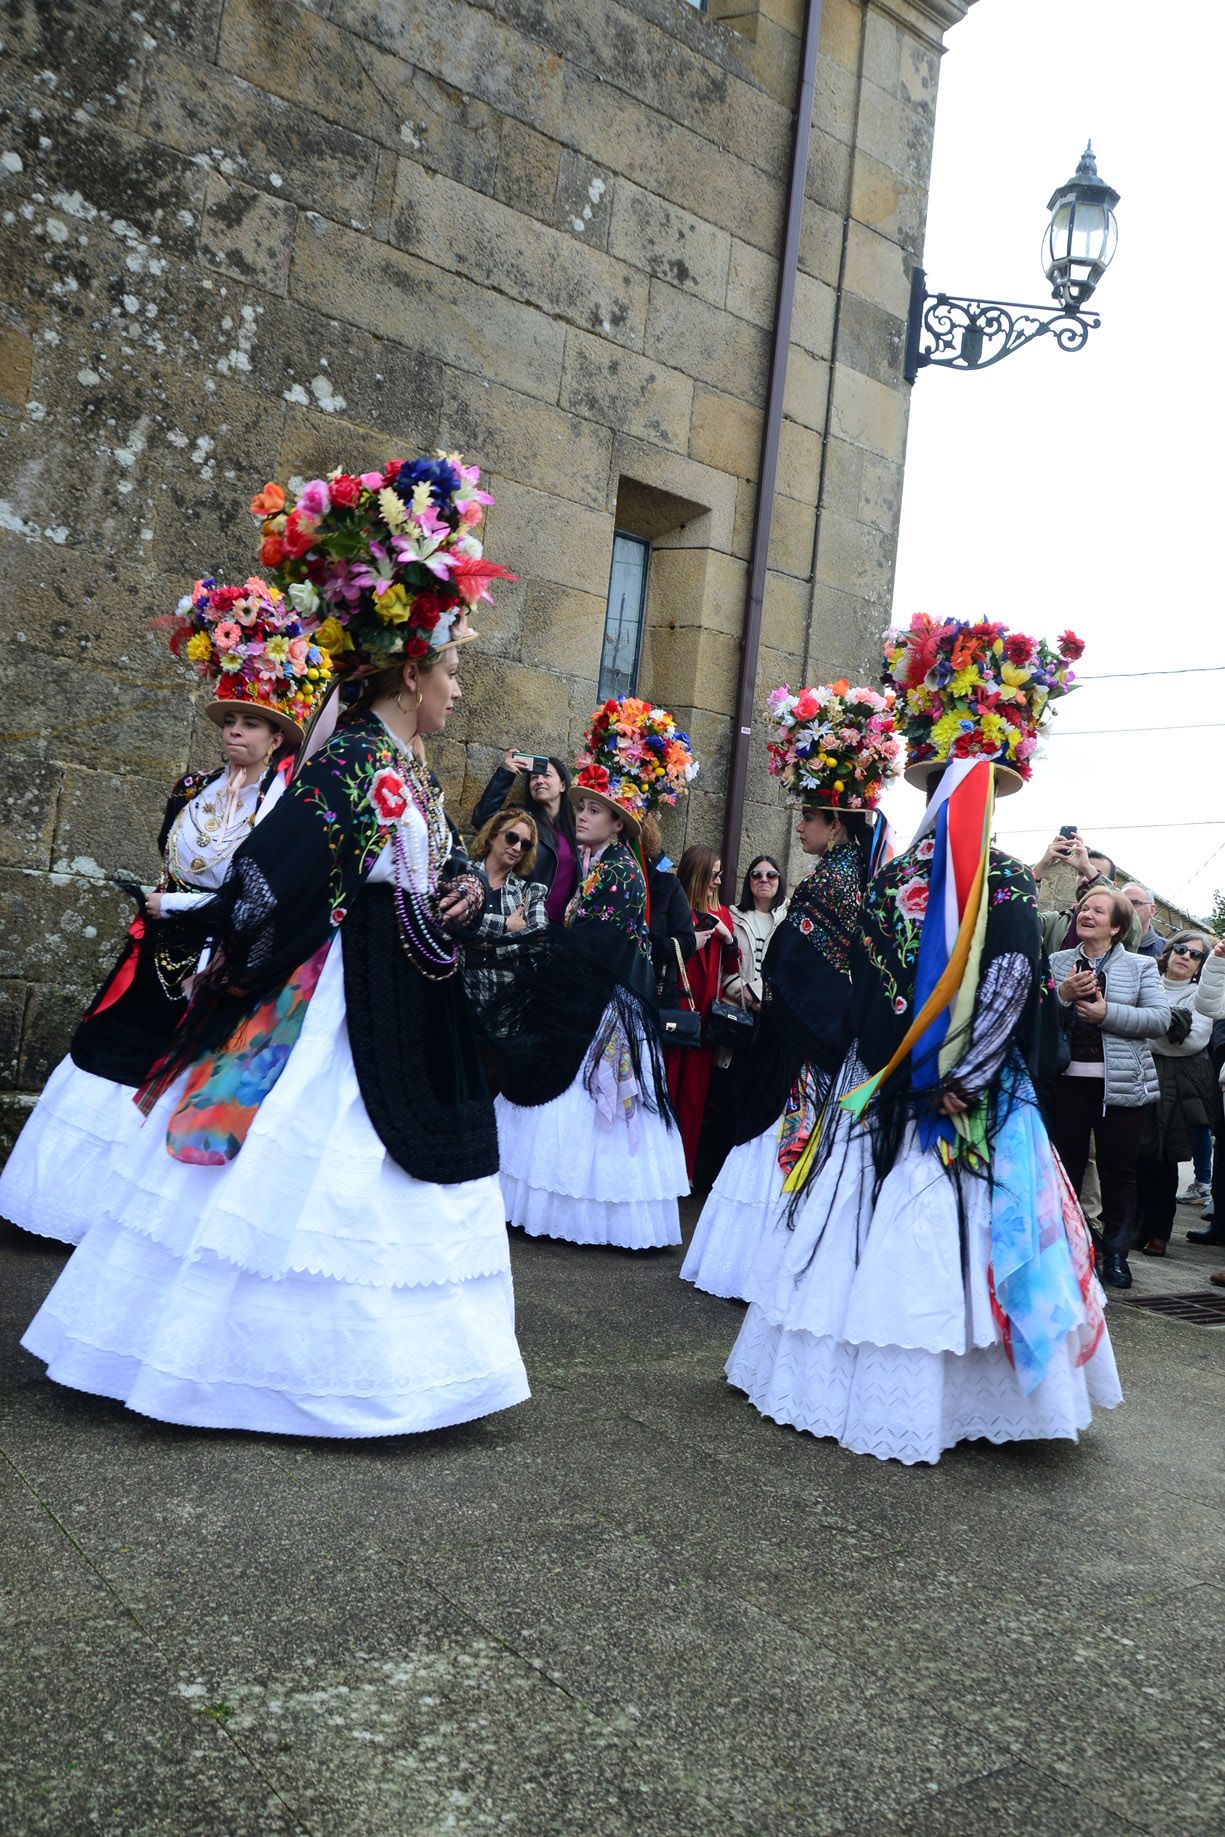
[724,1099,1122,1465]
[680,1122,786,1299]
[495,1010,688,1249]
[0,1057,148,1247]
[20,937,531,1438]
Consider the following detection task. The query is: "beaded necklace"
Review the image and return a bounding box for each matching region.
[378,721,460,982]
[169,773,260,882]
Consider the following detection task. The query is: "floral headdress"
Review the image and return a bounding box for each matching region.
[882,614,1083,787]
[160,576,332,744]
[572,696,698,837]
[248,454,515,671]
[765,681,901,810]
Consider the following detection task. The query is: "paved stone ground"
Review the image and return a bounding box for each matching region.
[1,1200,1223,1837]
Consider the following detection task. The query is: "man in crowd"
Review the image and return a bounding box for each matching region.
[1121,882,1165,959]
[1032,834,1140,953]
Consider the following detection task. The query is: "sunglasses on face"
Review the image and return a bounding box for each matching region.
[503,832,531,850]
[750,870,778,881]
[1172,944,1205,961]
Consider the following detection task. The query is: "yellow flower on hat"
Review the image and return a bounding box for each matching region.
[186,631,212,663]
[376,584,412,624]
[315,618,353,655]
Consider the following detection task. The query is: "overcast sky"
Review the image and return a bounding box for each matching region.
[882,0,1224,919]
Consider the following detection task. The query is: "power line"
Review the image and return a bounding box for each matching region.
[1078,665,1225,681]
[1051,721,1225,738]
[1172,836,1225,901]
[1002,821,1225,834]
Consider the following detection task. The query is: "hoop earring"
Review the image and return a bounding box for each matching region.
[396,686,424,715]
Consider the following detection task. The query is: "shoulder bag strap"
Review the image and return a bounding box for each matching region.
[672,936,697,1009]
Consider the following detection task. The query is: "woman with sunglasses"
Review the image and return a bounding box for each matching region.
[463,810,549,1027]
[1135,931,1222,1257]
[724,856,789,1013]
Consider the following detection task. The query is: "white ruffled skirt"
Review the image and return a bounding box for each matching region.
[495,1007,688,1249]
[0,1057,149,1247]
[19,939,531,1437]
[680,1122,787,1299]
[725,1077,1122,1465]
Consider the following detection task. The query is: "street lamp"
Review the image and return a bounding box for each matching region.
[904,143,1120,382]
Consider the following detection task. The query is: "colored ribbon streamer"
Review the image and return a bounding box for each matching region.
[86,915,146,1019]
[840,764,994,1124]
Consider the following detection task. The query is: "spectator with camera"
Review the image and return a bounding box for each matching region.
[471,750,579,918]
[1048,887,1170,1288]
[1033,832,1140,952]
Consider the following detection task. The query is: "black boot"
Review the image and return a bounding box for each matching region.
[1186,1227,1225,1246]
[1101,1252,1132,1289]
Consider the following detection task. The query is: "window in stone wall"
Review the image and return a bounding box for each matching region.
[599,531,651,700]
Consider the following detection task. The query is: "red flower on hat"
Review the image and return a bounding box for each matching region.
[260,534,286,568]
[329,474,361,509]
[1057,630,1085,661]
[578,763,610,793]
[369,770,409,824]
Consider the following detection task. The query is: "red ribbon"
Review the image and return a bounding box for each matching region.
[86,915,146,1020]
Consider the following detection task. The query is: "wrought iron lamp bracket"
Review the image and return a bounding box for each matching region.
[903,266,1100,384]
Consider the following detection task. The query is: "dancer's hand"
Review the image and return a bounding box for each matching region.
[145,889,166,919]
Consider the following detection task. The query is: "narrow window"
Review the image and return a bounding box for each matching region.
[599,531,650,701]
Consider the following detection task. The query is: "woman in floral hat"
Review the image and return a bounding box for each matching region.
[682,681,898,1300]
[0,576,323,1249]
[490,697,695,1250]
[20,457,530,1438]
[721,617,1123,1465]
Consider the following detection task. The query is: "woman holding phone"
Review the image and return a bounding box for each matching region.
[470,750,579,918]
[665,845,738,1183]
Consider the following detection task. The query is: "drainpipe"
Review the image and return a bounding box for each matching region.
[721,0,824,888]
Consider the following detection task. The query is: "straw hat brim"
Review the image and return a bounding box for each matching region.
[568,783,642,844]
[206,698,303,747]
[903,761,1024,797]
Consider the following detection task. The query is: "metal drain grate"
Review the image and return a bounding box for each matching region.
[1118,1290,1225,1325]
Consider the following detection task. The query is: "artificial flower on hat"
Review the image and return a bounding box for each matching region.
[248,454,515,669]
[572,696,698,831]
[881,614,1082,782]
[157,575,332,743]
[765,680,901,809]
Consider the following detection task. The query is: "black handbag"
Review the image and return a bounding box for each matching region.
[659,940,702,1050]
[705,993,756,1050]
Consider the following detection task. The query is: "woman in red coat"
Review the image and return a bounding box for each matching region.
[665,844,737,1181]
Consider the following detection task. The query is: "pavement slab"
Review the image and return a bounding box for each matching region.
[2,1202,1223,1835]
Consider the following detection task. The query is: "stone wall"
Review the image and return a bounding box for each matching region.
[0,0,968,1121]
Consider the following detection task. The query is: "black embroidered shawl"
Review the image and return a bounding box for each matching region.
[730,839,867,1146]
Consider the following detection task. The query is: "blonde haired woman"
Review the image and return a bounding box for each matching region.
[463,809,548,1026]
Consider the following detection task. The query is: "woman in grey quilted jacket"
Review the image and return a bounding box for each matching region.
[1048,887,1171,1289]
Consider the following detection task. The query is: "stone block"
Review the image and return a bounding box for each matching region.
[392,160,648,353]
[697,548,750,639]
[395,72,502,194]
[829,363,908,462]
[814,50,860,149]
[863,7,904,95]
[858,450,904,536]
[843,220,911,319]
[441,370,613,510]
[148,375,289,580]
[761,0,807,35]
[139,50,379,228]
[14,113,206,258]
[276,404,440,498]
[857,77,934,183]
[814,505,897,602]
[0,982,24,1092]
[732,477,757,559]
[850,149,925,254]
[681,707,733,794]
[291,215,567,405]
[806,125,853,217]
[554,150,614,252]
[688,387,763,482]
[766,493,817,580]
[480,478,615,599]
[726,240,777,332]
[3,3,159,128]
[608,181,731,306]
[792,271,837,360]
[447,653,577,759]
[639,621,740,721]
[0,325,34,417]
[0,865,132,984]
[761,568,811,656]
[609,436,739,553]
[820,436,865,517]
[798,200,844,289]
[818,0,865,70]
[782,345,830,433]
[645,546,709,635]
[520,582,606,679]
[496,118,564,223]
[0,757,61,870]
[244,294,445,444]
[899,34,942,125]
[17,980,96,1091]
[730,14,802,110]
[644,282,770,406]
[560,328,693,454]
[807,580,885,682]
[837,291,907,387]
[52,768,172,885]
[0,649,195,780]
[776,416,822,507]
[201,174,296,294]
